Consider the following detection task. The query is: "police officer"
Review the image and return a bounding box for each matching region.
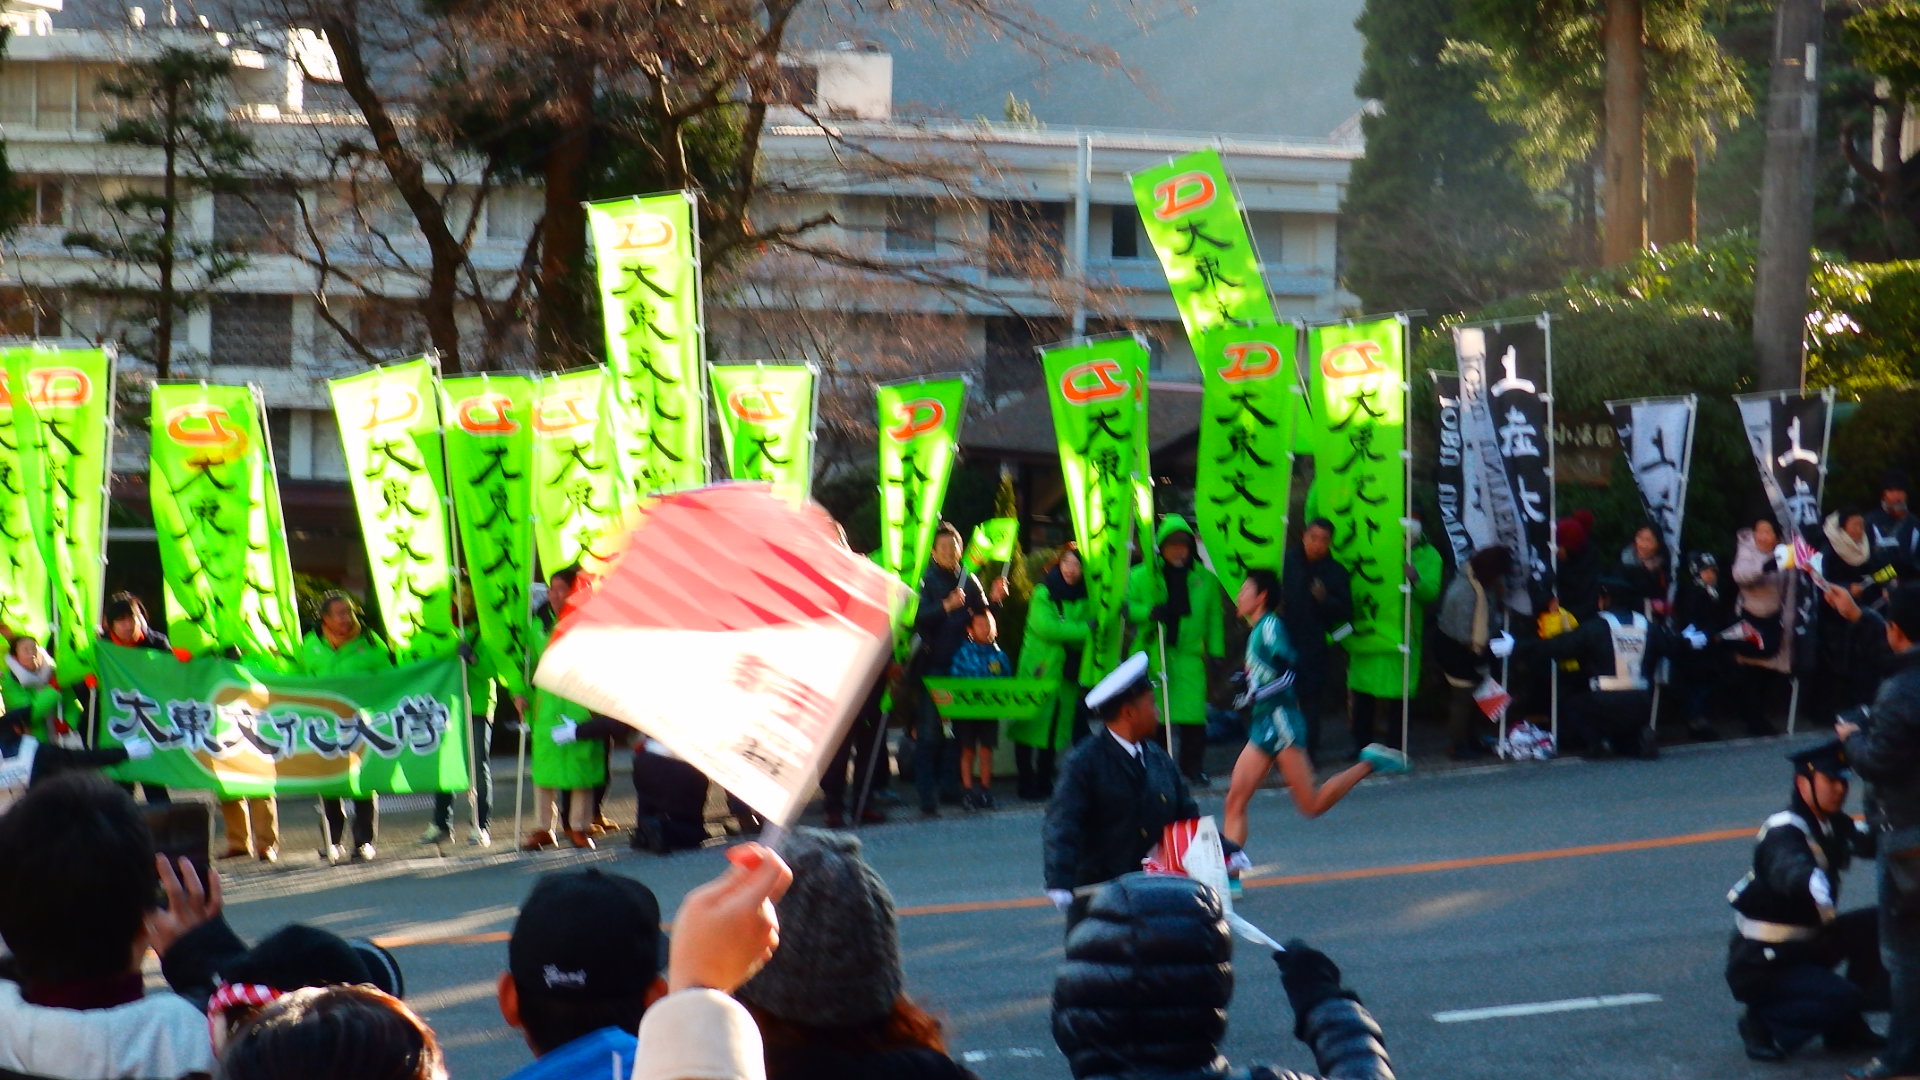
[1042,653,1198,929]
[1728,740,1887,1062]
[1519,576,1707,758]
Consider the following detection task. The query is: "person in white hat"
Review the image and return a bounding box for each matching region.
[1041,652,1199,929]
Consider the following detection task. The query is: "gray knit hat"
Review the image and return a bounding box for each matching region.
[737,827,902,1027]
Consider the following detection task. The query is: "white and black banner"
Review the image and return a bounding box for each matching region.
[1735,391,1832,538]
[1605,396,1697,565]
[1454,320,1553,612]
[1430,372,1475,570]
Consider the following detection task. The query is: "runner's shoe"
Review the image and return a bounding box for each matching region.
[1358,744,1412,776]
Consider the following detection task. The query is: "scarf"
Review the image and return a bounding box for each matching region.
[1824,513,1871,568]
[6,650,51,690]
[1161,562,1192,647]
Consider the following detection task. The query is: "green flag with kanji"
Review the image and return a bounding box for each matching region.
[442,374,537,697]
[965,518,1019,571]
[710,364,816,503]
[1040,335,1149,674]
[0,355,49,641]
[588,192,707,501]
[531,367,623,576]
[1193,323,1301,590]
[1130,149,1276,341]
[876,377,965,657]
[329,359,458,664]
[8,346,112,684]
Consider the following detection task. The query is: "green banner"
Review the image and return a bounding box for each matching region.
[531,367,622,575]
[0,357,48,641]
[922,676,1053,722]
[7,346,111,684]
[150,384,298,665]
[710,363,816,503]
[442,374,536,697]
[965,518,1019,570]
[876,378,966,655]
[588,192,707,500]
[1041,335,1149,674]
[1130,148,1276,340]
[329,359,458,664]
[1195,323,1301,590]
[95,642,467,798]
[1306,317,1409,658]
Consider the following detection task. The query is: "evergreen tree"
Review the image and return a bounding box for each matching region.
[63,47,251,378]
[1340,0,1568,314]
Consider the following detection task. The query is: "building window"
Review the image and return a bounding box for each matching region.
[22,180,63,227]
[884,199,936,253]
[774,62,818,106]
[209,294,294,366]
[213,186,297,252]
[352,301,421,358]
[988,201,1065,277]
[0,288,61,338]
[1110,209,1139,259]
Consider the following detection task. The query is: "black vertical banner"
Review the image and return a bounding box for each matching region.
[1481,322,1553,601]
[1735,390,1832,677]
[1430,371,1474,570]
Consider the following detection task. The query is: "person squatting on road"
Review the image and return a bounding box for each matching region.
[1836,583,1920,1080]
[1043,652,1199,929]
[1125,515,1226,786]
[1052,872,1394,1080]
[1727,740,1887,1064]
[1221,569,1408,851]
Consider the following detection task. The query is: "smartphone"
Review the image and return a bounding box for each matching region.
[145,802,214,904]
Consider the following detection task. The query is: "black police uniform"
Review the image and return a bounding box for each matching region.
[1728,741,1887,1061]
[1531,592,1692,758]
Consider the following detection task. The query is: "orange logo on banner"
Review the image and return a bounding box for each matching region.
[454,393,520,436]
[1320,341,1387,380]
[534,393,594,434]
[1152,172,1216,220]
[1219,342,1282,382]
[0,368,94,409]
[164,403,246,448]
[885,398,944,442]
[727,386,789,424]
[608,213,676,254]
[1060,359,1129,404]
[359,388,421,432]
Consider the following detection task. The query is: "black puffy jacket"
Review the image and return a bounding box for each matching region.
[1845,642,1920,831]
[1052,875,1394,1080]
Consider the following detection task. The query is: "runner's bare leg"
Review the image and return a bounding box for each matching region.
[1223,744,1276,845]
[1276,746,1374,818]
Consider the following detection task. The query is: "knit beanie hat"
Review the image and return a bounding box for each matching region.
[737,828,902,1028]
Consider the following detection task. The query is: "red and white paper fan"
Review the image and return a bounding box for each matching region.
[533,483,910,827]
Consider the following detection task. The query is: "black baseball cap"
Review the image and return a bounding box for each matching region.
[509,869,666,1000]
[218,923,404,999]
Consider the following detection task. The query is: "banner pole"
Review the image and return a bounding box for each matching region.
[514,374,540,850]
[1540,317,1559,747]
[1400,315,1414,755]
[1158,624,1173,756]
[437,361,480,842]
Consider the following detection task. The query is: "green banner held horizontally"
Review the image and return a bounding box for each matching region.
[710,363,816,503]
[922,676,1054,722]
[1306,317,1409,661]
[8,345,112,683]
[329,359,458,664]
[587,192,706,501]
[442,374,536,697]
[876,377,966,656]
[1195,323,1300,590]
[1130,148,1276,341]
[0,358,48,641]
[1041,335,1149,674]
[531,367,622,576]
[96,642,467,798]
[965,518,1019,571]
[150,383,298,664]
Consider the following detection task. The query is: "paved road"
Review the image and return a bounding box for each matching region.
[208,736,1879,1080]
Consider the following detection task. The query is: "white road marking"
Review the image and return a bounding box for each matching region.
[959,1048,1049,1064]
[1432,993,1662,1023]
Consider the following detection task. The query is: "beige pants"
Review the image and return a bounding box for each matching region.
[219,797,279,856]
[534,788,592,835]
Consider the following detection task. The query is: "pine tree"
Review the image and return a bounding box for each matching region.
[1340,0,1568,313]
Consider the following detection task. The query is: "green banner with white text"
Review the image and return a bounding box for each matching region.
[1307,317,1409,660]
[711,364,816,503]
[876,378,965,657]
[8,346,111,683]
[1195,323,1300,590]
[0,358,48,641]
[531,367,623,576]
[588,192,707,501]
[922,676,1053,722]
[97,643,467,798]
[330,359,458,664]
[1041,335,1149,674]
[442,374,536,697]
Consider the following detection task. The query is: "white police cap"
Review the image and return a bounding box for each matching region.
[1084,651,1154,714]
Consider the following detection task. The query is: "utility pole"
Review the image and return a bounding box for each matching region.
[1752,0,1824,392]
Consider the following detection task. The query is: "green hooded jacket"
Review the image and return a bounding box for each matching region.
[1125,516,1225,726]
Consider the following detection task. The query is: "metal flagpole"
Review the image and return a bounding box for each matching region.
[1540,315,1559,748]
[1788,388,1837,737]
[513,374,540,849]
[436,360,480,843]
[1398,314,1414,755]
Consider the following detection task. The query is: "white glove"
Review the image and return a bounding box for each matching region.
[1682,625,1708,650]
[550,720,578,746]
[1810,868,1836,918]
[1047,889,1074,912]
[1488,632,1515,659]
[122,737,153,760]
[1329,622,1355,643]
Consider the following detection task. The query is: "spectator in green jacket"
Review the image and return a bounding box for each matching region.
[301,593,393,865]
[1009,546,1092,801]
[1345,512,1443,754]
